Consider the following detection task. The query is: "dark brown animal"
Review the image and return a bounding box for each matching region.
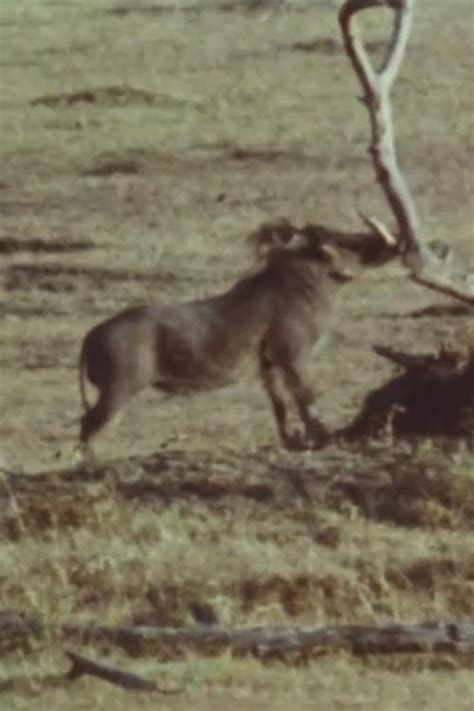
[78,220,398,456]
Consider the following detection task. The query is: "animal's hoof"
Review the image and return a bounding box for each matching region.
[309,428,332,450]
[70,445,84,465]
[72,443,96,466]
[310,435,332,450]
[296,420,330,450]
[283,431,310,451]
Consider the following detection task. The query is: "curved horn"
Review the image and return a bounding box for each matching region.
[358,213,398,247]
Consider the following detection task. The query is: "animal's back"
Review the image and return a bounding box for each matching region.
[152,286,272,392]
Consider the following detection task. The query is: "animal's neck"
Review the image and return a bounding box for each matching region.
[218,270,271,322]
[278,257,341,306]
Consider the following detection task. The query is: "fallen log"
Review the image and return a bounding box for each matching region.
[1,611,473,660]
[59,620,474,659]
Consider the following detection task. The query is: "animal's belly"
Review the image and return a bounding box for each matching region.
[155,348,253,395]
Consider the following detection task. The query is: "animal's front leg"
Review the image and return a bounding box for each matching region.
[259,353,308,450]
[281,362,329,449]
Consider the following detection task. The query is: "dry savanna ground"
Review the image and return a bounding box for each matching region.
[1,0,473,709]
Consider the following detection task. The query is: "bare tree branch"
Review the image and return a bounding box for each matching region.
[379,0,414,88]
[339,0,474,305]
[65,650,182,694]
[409,272,474,307]
[339,0,423,271]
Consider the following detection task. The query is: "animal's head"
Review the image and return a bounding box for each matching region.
[297,215,401,270]
[249,218,355,283]
[249,215,400,283]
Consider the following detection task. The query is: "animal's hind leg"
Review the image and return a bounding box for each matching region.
[79,385,127,458]
[280,362,329,448]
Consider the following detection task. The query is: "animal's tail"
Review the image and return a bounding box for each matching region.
[78,341,92,413]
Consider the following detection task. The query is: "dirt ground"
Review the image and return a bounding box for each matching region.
[0,0,473,709]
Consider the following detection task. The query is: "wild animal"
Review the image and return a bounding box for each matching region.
[78,219,398,457]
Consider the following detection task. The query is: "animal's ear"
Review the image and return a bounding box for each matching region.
[249,218,299,260]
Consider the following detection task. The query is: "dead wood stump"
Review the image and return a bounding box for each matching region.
[339,343,474,445]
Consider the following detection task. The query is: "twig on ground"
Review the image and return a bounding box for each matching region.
[65,649,183,694]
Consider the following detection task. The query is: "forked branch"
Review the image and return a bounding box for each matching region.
[340,0,421,270]
[339,0,474,306]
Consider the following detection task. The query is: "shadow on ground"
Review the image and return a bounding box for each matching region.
[2,442,473,540]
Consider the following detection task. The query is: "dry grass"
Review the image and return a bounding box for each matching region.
[1,0,473,709]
